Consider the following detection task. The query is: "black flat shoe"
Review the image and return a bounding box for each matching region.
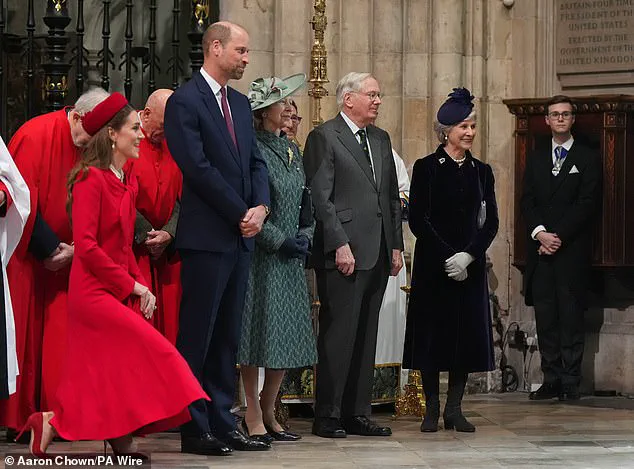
[264,423,301,441]
[241,419,274,445]
[221,430,271,451]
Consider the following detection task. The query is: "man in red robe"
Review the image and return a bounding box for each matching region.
[0,88,110,438]
[129,89,183,345]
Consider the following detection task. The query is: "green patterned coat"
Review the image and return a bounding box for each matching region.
[238,131,318,369]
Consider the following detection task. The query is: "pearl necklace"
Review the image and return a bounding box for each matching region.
[109,164,124,182]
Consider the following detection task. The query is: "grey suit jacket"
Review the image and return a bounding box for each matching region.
[303,113,404,270]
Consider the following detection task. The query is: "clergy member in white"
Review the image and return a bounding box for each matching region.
[375,149,410,376]
[0,135,30,399]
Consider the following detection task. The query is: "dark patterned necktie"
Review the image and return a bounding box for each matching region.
[357,129,372,165]
[220,87,237,149]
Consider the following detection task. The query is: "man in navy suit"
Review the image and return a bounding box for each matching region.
[164,21,271,455]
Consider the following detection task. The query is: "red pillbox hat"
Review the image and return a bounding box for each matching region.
[81,92,129,136]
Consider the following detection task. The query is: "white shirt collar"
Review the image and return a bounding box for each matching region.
[200,67,223,98]
[340,111,364,136]
[552,136,574,152]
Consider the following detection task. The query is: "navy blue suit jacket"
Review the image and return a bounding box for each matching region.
[164,72,270,252]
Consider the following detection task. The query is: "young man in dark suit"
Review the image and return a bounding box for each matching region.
[164,21,271,455]
[521,95,601,402]
[303,72,404,438]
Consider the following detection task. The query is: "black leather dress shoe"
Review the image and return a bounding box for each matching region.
[241,419,274,445]
[264,423,302,441]
[342,416,392,436]
[221,430,271,451]
[559,386,581,402]
[181,433,233,456]
[312,417,347,438]
[529,383,561,401]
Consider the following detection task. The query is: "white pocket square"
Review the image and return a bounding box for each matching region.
[569,165,579,174]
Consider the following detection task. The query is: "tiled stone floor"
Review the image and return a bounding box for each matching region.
[4,393,634,468]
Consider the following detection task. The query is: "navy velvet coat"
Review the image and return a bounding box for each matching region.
[402,145,499,373]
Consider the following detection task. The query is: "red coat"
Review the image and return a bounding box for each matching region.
[127,136,183,344]
[0,110,78,429]
[49,167,206,440]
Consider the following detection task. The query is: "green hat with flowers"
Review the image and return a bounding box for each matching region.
[248,73,306,111]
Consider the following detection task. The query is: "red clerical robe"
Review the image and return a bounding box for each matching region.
[127,135,183,345]
[0,110,78,429]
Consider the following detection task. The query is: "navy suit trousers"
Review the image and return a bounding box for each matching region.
[177,248,252,437]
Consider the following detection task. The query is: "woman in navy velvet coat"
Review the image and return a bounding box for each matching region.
[403,88,498,434]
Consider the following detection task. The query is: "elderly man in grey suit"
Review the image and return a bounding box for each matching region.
[304,72,404,438]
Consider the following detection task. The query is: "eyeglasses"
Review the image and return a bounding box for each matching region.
[548,111,573,120]
[291,115,302,123]
[354,91,382,101]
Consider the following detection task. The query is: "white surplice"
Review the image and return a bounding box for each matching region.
[0,136,30,395]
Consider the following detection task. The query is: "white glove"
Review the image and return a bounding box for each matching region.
[444,252,475,276]
[450,269,468,281]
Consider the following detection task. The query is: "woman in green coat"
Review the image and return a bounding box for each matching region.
[238,74,317,443]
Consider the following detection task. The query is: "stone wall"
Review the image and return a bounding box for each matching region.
[6,0,634,394]
[223,0,634,395]
[222,0,519,392]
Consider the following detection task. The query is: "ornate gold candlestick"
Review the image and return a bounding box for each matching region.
[308,0,328,127]
[395,370,426,417]
[394,285,427,417]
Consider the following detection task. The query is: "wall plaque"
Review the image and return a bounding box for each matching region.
[557,0,634,88]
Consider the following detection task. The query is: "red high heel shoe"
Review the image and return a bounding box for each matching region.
[15,413,49,457]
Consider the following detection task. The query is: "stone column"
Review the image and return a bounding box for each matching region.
[221,0,275,93]
[430,0,464,132]
[483,1,515,316]
[371,0,403,152]
[463,0,485,159]
[274,0,312,143]
[339,0,372,76]
[402,0,431,167]
[508,0,546,367]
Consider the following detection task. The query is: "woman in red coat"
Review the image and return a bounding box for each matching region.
[17,92,208,457]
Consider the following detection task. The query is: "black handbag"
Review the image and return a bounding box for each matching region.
[299,185,313,228]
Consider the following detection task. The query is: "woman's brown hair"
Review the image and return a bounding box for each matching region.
[252,108,266,131]
[66,104,135,222]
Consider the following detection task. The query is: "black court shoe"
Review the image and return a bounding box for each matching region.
[264,422,301,441]
[241,419,274,445]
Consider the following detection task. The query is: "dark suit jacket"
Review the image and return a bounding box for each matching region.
[303,113,404,270]
[520,140,601,305]
[164,72,270,253]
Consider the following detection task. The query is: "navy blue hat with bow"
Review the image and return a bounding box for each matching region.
[437,88,475,125]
